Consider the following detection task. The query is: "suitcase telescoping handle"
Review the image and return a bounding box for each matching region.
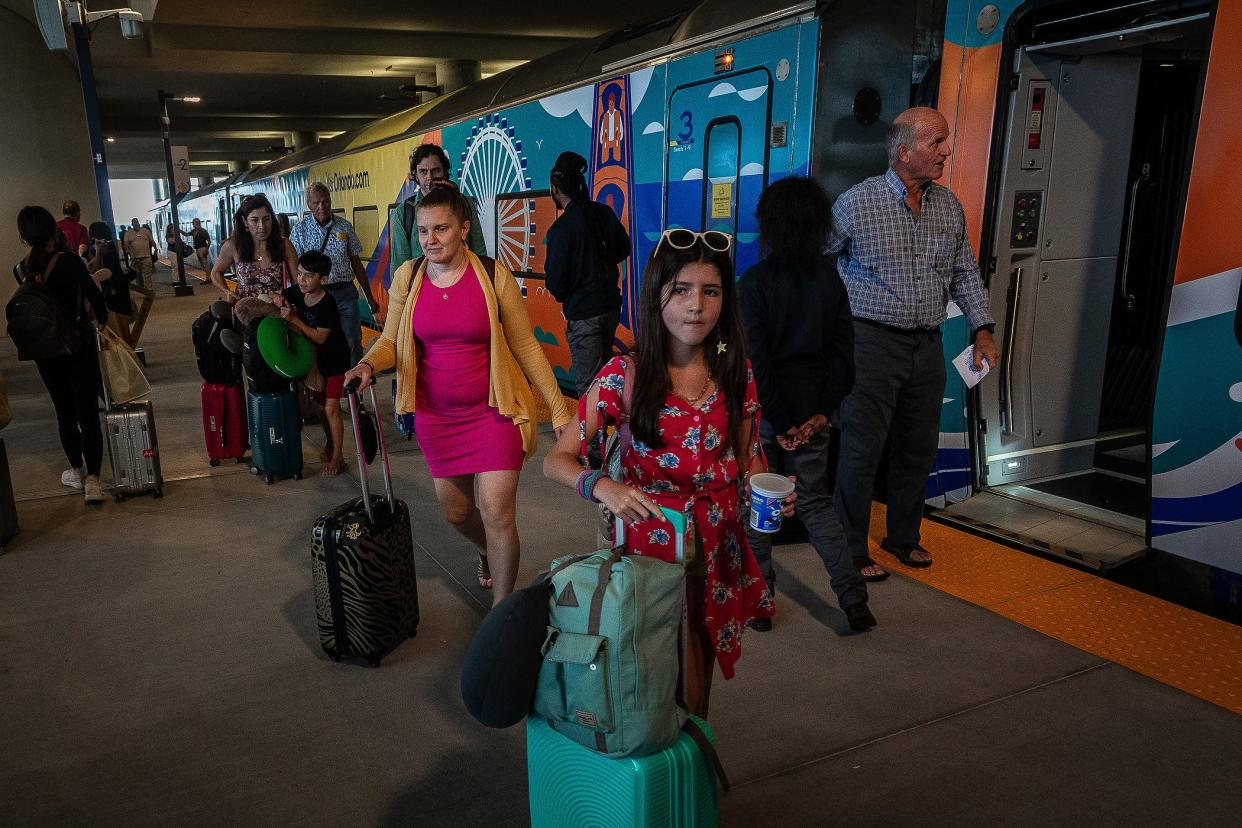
[344,377,396,524]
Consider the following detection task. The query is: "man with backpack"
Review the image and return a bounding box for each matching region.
[387,143,486,286]
[543,151,630,397]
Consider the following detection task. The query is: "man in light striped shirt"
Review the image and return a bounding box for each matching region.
[829,107,999,581]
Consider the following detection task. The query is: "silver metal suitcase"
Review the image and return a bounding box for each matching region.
[104,402,163,501]
[99,329,163,501]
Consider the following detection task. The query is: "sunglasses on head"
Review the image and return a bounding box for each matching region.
[658,228,732,253]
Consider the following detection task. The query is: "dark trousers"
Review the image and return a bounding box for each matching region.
[746,421,868,609]
[566,308,621,396]
[835,322,945,562]
[327,282,363,366]
[36,347,104,477]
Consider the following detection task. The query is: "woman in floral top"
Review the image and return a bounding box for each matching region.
[544,229,793,716]
[209,194,297,301]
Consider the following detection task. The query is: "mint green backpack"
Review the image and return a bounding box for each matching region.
[534,541,686,758]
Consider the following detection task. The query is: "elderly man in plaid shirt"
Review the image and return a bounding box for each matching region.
[830,107,1000,581]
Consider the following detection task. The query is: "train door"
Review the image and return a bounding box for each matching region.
[939,9,1209,569]
[665,67,771,272]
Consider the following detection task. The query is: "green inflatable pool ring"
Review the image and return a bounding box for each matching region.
[256,316,313,380]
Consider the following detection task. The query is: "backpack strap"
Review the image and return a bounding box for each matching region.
[682,718,731,796]
[22,252,64,285]
[585,547,623,754]
[402,200,416,239]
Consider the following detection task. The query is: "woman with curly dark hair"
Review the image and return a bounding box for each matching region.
[737,176,876,632]
[209,193,297,301]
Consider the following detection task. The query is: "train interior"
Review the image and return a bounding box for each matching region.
[937,3,1210,568]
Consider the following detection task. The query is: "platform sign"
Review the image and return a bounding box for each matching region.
[171,145,191,195]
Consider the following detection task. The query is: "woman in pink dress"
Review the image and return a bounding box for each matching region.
[346,187,572,604]
[209,194,297,301]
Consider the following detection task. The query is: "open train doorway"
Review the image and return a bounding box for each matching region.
[937,4,1211,569]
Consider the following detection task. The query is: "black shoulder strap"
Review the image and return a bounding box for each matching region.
[403,201,416,238]
[404,256,426,297]
[682,718,731,796]
[317,219,335,253]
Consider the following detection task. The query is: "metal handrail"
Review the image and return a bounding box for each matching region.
[1118,164,1150,312]
[999,266,1023,435]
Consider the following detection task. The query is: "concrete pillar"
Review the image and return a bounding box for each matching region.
[228,160,251,174]
[436,60,481,94]
[291,132,316,151]
[0,6,101,307]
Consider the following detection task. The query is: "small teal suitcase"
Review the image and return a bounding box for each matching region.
[247,387,303,483]
[527,713,720,828]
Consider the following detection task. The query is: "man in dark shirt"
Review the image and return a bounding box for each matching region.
[738,177,874,633]
[179,218,212,274]
[544,151,631,396]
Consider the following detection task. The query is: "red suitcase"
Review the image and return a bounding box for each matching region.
[202,381,247,465]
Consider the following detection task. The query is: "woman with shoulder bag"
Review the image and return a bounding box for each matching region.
[344,187,573,605]
[12,206,109,503]
[543,229,795,717]
[86,221,134,345]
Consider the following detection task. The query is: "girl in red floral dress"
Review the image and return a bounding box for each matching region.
[544,229,793,716]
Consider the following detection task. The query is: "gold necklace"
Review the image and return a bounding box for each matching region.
[677,372,713,406]
[429,259,467,300]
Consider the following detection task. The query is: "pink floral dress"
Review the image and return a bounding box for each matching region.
[580,356,774,679]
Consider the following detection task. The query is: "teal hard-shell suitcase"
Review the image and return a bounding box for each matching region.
[246,387,303,483]
[527,713,720,828]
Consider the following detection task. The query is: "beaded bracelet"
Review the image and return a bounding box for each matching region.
[576,469,607,503]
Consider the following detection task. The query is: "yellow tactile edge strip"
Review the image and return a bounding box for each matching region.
[869,504,1242,716]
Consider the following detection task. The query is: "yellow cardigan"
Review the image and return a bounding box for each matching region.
[362,251,574,458]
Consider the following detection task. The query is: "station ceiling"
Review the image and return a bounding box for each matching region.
[20,0,683,178]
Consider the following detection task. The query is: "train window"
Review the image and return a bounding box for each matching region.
[493,190,560,277]
[702,119,741,242]
[332,209,346,220]
[352,207,380,259]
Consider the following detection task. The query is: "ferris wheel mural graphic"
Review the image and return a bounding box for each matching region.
[458,115,534,274]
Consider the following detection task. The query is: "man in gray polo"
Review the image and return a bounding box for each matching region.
[289,183,380,365]
[830,107,999,580]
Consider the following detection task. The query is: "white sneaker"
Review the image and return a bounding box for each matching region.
[61,467,85,490]
[84,475,106,504]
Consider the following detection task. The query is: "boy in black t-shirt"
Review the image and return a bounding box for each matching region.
[276,251,352,475]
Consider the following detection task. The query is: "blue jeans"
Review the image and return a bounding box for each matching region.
[328,282,363,366]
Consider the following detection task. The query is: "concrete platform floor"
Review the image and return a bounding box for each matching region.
[2,267,1240,825]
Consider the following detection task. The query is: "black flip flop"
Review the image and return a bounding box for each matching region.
[855,556,891,582]
[881,538,933,568]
